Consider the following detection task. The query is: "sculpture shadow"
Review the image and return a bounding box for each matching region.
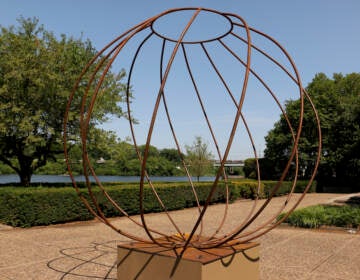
[47,240,120,279]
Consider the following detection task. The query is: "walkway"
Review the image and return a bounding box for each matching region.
[0,193,359,279]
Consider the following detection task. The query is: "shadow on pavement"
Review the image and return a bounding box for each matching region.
[47,240,120,279]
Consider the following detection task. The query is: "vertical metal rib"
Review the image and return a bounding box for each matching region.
[159,39,204,239]
[139,8,202,247]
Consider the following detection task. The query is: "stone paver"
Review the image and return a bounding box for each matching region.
[0,193,359,279]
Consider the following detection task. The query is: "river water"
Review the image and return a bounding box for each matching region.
[0,174,215,184]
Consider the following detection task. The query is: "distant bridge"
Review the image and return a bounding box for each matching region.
[213,160,244,167]
[213,160,244,176]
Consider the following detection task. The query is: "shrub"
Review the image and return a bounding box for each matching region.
[263,180,316,197]
[278,204,360,228]
[231,181,264,199]
[243,158,257,178]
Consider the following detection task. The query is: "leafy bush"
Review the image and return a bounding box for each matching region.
[231,181,264,199]
[263,180,316,197]
[243,158,257,178]
[278,204,360,228]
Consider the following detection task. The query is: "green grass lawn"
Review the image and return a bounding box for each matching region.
[278,203,360,229]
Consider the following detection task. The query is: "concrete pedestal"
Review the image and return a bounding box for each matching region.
[117,239,259,280]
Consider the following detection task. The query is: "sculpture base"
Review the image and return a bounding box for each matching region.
[117,238,259,280]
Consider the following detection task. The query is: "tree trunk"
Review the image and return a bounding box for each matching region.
[18,157,34,187]
[19,170,32,187]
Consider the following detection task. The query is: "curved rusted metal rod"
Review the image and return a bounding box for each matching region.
[80,14,208,244]
[80,30,158,232]
[65,33,128,230]
[204,38,300,243]
[231,23,318,210]
[212,21,310,243]
[123,32,188,240]
[177,10,253,258]
[198,39,304,249]
[158,40,207,240]
[228,88,322,245]
[63,40,155,244]
[181,43,228,239]
[65,16,177,243]
[228,18,303,197]
[185,33,304,249]
[198,42,263,236]
[190,42,299,247]
[123,31,185,240]
[139,8,202,248]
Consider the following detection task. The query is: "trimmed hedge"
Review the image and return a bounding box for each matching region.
[263,180,317,197]
[0,187,93,227]
[0,182,231,227]
[231,180,264,199]
[0,180,316,227]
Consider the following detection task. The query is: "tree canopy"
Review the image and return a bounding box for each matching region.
[263,72,360,192]
[0,17,127,186]
[185,136,214,181]
[52,132,186,177]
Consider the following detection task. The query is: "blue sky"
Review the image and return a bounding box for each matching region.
[2,0,360,160]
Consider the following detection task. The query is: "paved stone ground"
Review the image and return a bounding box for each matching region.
[0,193,359,280]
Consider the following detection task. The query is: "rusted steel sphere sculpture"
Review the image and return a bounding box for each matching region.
[64,7,321,259]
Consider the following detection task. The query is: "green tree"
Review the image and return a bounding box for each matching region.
[243,158,257,179]
[159,148,183,163]
[185,136,214,182]
[120,146,184,176]
[264,73,360,191]
[0,17,127,186]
